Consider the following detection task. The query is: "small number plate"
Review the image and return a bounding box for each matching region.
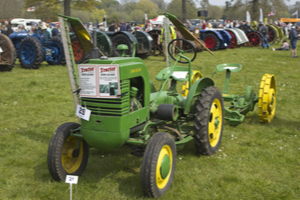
[65,175,78,184]
[76,105,91,121]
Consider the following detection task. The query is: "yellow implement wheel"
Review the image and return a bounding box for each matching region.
[47,122,89,181]
[141,132,176,198]
[258,74,276,123]
[208,98,223,147]
[181,70,203,97]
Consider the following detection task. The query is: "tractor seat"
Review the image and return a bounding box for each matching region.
[155,66,191,82]
[215,63,242,73]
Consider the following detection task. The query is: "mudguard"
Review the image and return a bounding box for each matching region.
[224,28,248,45]
[200,30,224,41]
[217,30,231,48]
[112,31,138,44]
[184,77,214,115]
[132,31,152,54]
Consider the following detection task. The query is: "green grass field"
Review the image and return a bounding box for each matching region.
[0,43,300,199]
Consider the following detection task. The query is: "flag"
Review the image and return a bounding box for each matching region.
[259,9,263,22]
[268,11,275,16]
[292,10,298,16]
[246,11,251,23]
[145,13,148,21]
[27,6,35,12]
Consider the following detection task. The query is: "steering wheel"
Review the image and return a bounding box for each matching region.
[167,38,197,64]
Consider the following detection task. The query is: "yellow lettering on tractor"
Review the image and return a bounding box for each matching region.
[131,68,141,73]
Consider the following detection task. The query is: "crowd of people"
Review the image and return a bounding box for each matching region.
[0,20,60,41]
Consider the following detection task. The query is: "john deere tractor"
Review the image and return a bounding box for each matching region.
[47,14,224,198]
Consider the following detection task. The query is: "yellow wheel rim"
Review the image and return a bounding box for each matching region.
[208,98,223,147]
[181,70,203,97]
[156,145,173,189]
[61,136,84,173]
[258,74,276,123]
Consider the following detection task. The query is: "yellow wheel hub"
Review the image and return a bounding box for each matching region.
[258,74,276,123]
[61,136,84,173]
[181,70,203,97]
[156,145,173,189]
[208,98,222,147]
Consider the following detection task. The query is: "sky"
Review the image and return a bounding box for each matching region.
[205,0,298,6]
[163,0,299,6]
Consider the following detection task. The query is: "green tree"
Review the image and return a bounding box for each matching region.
[25,0,100,17]
[136,0,158,18]
[207,5,223,20]
[167,0,197,21]
[90,9,106,23]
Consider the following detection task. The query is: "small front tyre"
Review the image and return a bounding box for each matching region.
[47,122,89,181]
[193,86,224,155]
[141,132,176,198]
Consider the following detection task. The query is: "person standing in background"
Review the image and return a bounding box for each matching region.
[289,25,300,58]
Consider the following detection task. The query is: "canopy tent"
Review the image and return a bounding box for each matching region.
[150,15,172,25]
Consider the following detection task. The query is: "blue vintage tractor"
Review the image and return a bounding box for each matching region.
[9,32,65,69]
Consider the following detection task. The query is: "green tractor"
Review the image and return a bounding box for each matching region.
[47,15,224,198]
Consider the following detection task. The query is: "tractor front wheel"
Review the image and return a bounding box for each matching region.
[141,132,176,198]
[193,86,224,155]
[47,122,89,181]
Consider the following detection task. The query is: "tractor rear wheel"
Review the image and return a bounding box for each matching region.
[193,86,224,155]
[112,34,134,57]
[0,33,15,72]
[203,33,220,51]
[47,36,66,65]
[246,32,261,47]
[141,132,176,198]
[18,36,44,69]
[71,36,90,64]
[47,122,89,181]
[227,30,236,48]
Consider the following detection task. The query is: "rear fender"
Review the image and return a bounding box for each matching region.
[184,77,214,115]
[113,31,138,44]
[218,30,231,48]
[200,30,223,41]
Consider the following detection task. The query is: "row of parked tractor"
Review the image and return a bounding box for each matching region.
[0,18,284,71]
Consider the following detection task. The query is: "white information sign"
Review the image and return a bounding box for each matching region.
[76,105,91,121]
[79,64,120,98]
[65,175,78,184]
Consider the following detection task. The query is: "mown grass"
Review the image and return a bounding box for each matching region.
[0,42,300,199]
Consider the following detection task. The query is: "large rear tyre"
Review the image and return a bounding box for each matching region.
[47,36,66,65]
[203,33,220,51]
[227,30,236,48]
[18,36,44,69]
[193,86,224,155]
[71,36,90,64]
[141,132,176,198]
[47,122,89,181]
[0,33,15,71]
[112,34,134,57]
